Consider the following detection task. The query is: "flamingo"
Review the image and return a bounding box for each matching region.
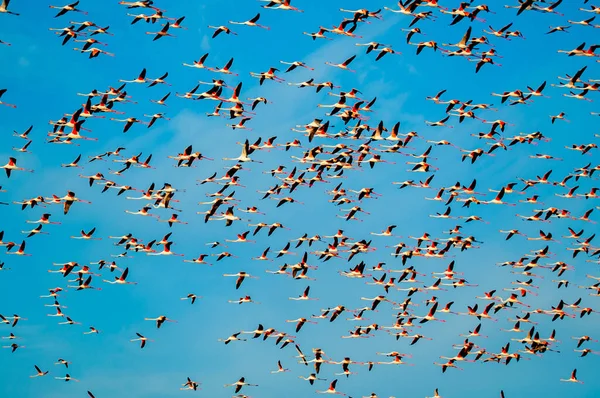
[208,25,236,38]
[223,140,262,163]
[224,377,258,393]
[120,68,147,84]
[262,0,303,12]
[180,377,200,391]
[30,365,49,378]
[54,374,80,382]
[560,369,584,384]
[316,379,346,395]
[218,332,247,344]
[144,315,176,329]
[6,241,29,256]
[230,13,269,29]
[71,227,100,240]
[271,360,290,373]
[21,224,48,238]
[103,267,137,285]
[50,1,87,18]
[325,55,357,72]
[130,333,153,348]
[223,271,258,289]
[0,0,19,15]
[290,286,318,301]
[0,89,16,108]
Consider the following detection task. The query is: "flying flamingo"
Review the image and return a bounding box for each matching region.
[325,55,357,72]
[224,377,258,393]
[183,53,209,69]
[271,360,290,373]
[144,315,176,329]
[0,157,32,178]
[223,271,258,289]
[147,22,175,40]
[208,25,236,38]
[316,379,346,395]
[218,332,247,344]
[50,1,87,18]
[0,0,19,15]
[180,377,200,391]
[119,68,147,84]
[54,373,79,382]
[103,267,137,285]
[290,286,318,301]
[262,0,303,12]
[30,365,49,378]
[130,333,153,348]
[6,241,29,256]
[229,13,269,29]
[560,368,584,384]
[71,227,101,240]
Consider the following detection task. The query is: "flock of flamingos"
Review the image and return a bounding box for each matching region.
[1,0,600,397]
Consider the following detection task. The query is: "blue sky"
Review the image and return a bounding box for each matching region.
[0,0,599,397]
